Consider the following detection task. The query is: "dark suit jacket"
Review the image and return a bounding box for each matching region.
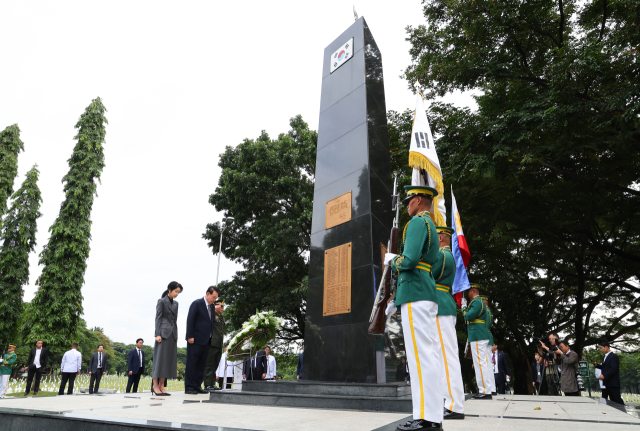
[531,360,543,386]
[492,350,511,385]
[155,295,179,340]
[26,347,49,369]
[127,348,145,374]
[595,352,621,388]
[297,352,303,377]
[186,298,213,345]
[89,352,108,374]
[244,351,268,379]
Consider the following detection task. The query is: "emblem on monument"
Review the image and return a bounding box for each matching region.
[330,37,354,74]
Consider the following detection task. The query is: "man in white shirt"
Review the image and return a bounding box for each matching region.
[215,345,235,389]
[58,343,82,395]
[265,346,277,380]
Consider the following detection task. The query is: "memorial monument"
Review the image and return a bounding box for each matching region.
[303,16,395,383]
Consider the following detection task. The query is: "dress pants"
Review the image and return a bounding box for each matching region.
[126,370,143,393]
[217,376,232,389]
[495,376,507,394]
[605,387,625,405]
[436,315,464,414]
[185,342,210,391]
[26,366,43,393]
[59,372,77,395]
[401,301,443,424]
[204,345,222,387]
[0,375,8,398]
[89,369,104,394]
[470,340,492,394]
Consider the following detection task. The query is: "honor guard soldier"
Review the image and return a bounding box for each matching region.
[462,285,493,399]
[480,295,496,395]
[433,226,465,420]
[0,344,17,398]
[385,185,443,431]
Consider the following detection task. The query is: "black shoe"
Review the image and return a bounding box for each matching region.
[397,419,441,430]
[196,388,208,394]
[185,390,198,395]
[472,393,493,399]
[163,392,171,396]
[491,392,497,396]
[205,385,220,392]
[23,392,29,396]
[443,409,465,419]
[33,391,38,396]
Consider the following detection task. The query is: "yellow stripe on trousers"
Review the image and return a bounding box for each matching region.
[436,317,454,411]
[408,303,425,419]
[476,341,486,393]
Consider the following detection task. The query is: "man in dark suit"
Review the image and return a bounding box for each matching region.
[243,350,267,380]
[89,344,108,394]
[126,338,145,393]
[297,343,304,380]
[24,340,48,395]
[185,286,217,394]
[531,352,544,394]
[593,341,624,405]
[490,344,511,394]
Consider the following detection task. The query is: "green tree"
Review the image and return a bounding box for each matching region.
[27,97,108,347]
[402,0,640,393]
[0,124,24,229]
[0,165,42,349]
[203,115,317,341]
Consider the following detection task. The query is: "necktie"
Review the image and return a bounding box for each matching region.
[138,349,142,369]
[492,353,496,365]
[99,353,102,368]
[208,303,212,320]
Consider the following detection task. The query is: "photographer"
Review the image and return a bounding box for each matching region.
[537,333,561,395]
[554,340,580,396]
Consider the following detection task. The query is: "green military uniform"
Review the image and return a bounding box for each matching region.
[432,245,457,316]
[0,351,16,375]
[0,346,17,398]
[486,308,494,346]
[463,296,490,342]
[390,211,440,306]
[204,310,225,388]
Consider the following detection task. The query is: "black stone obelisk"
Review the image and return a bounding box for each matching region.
[303,17,393,383]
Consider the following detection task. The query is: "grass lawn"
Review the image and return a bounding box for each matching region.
[7,391,59,398]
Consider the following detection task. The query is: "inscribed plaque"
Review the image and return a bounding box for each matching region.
[325,191,352,230]
[323,242,352,316]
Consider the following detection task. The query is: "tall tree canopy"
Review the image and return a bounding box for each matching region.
[203,115,317,341]
[0,165,42,349]
[0,124,25,229]
[27,97,108,346]
[402,0,640,393]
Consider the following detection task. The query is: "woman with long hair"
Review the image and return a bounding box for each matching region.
[152,281,182,395]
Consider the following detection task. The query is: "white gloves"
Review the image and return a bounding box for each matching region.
[385,300,397,317]
[461,298,468,309]
[384,253,398,266]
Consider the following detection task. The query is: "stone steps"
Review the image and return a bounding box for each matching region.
[242,380,411,398]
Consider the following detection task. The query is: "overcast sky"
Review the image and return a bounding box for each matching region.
[0,1,475,348]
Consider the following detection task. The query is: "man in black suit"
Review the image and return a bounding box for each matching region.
[490,344,511,394]
[89,344,108,394]
[243,350,267,380]
[593,341,624,405]
[297,343,304,380]
[185,286,217,394]
[126,338,145,393]
[24,340,48,396]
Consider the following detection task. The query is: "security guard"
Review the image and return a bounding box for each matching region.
[462,285,492,399]
[433,226,465,420]
[0,344,17,398]
[204,298,226,391]
[480,295,497,395]
[385,185,442,431]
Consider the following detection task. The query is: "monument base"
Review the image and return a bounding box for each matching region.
[208,380,412,412]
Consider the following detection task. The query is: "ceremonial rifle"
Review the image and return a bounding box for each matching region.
[368,174,400,335]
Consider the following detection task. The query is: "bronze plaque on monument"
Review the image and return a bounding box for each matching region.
[323,242,352,316]
[325,191,352,229]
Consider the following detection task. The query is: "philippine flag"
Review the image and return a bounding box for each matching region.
[451,188,471,301]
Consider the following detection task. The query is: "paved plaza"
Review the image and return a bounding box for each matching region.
[0,391,639,431]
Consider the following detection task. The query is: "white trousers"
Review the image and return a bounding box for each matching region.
[0,375,8,398]
[436,315,465,413]
[401,301,443,423]
[485,351,496,393]
[470,340,492,394]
